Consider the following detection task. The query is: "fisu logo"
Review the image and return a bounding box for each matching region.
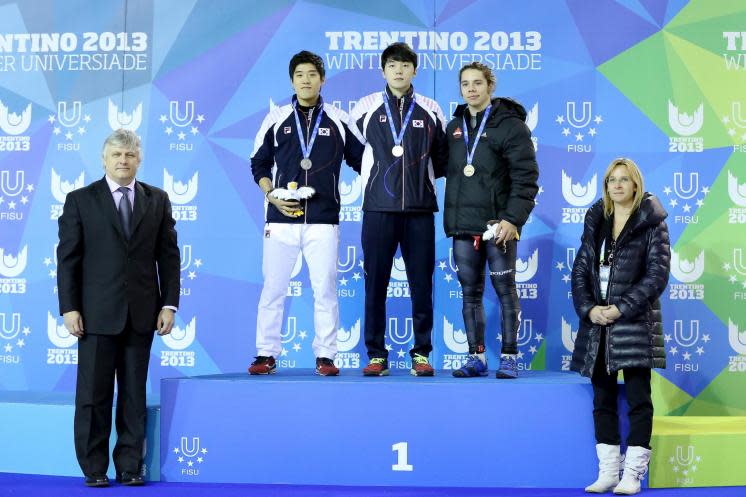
[443,316,468,354]
[161,317,196,350]
[0,312,21,340]
[108,98,142,131]
[163,170,198,205]
[168,100,195,127]
[390,256,408,281]
[339,176,362,205]
[56,100,82,127]
[728,319,746,355]
[1,170,25,197]
[337,245,357,273]
[670,249,704,283]
[388,317,414,345]
[561,170,597,207]
[668,101,703,137]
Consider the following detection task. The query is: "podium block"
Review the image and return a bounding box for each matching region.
[161,370,599,487]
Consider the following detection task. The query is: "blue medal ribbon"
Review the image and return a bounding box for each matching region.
[292,98,324,161]
[382,90,416,151]
[462,104,492,166]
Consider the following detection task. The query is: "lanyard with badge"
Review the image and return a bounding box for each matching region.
[292,99,324,170]
[599,238,615,300]
[382,90,416,158]
[461,105,491,178]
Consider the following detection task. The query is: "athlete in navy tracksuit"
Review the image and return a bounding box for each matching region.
[349,42,448,376]
[249,51,363,377]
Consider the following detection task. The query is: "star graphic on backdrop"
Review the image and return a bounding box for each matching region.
[292,343,301,352]
[53,127,61,135]
[4,344,11,353]
[742,280,746,289]
[165,126,173,135]
[196,115,205,123]
[352,272,361,281]
[664,334,672,343]
[397,349,406,358]
[16,339,25,348]
[562,128,570,136]
[177,456,184,463]
[529,345,537,354]
[159,115,168,123]
[173,447,180,454]
[555,115,565,124]
[444,273,453,282]
[26,184,34,192]
[188,271,197,280]
[682,203,691,213]
[729,128,737,137]
[187,460,193,467]
[535,333,544,342]
[575,133,584,142]
[701,334,710,343]
[701,186,709,195]
[0,197,4,205]
[673,466,679,473]
[20,195,29,205]
[22,327,30,336]
[682,351,692,361]
[723,116,731,124]
[555,262,565,271]
[588,128,597,137]
[83,115,91,123]
[191,126,199,135]
[594,115,603,125]
[339,277,348,286]
[177,131,186,141]
[696,199,704,207]
[670,346,679,356]
[197,457,203,463]
[49,269,57,278]
[385,344,392,351]
[669,199,678,208]
[193,259,203,268]
[201,448,208,454]
[696,347,704,356]
[663,186,672,195]
[78,126,86,135]
[562,274,571,283]
[298,330,307,340]
[358,260,365,270]
[48,114,56,124]
[44,257,52,266]
[65,131,73,140]
[280,348,288,357]
[438,261,447,270]
[724,262,732,271]
[517,351,524,360]
[8,201,16,210]
[729,275,737,283]
[669,456,675,464]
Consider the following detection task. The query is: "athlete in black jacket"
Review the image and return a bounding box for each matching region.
[443,62,539,379]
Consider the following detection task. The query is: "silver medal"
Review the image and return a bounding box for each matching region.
[392,145,404,157]
[300,158,313,170]
[463,164,475,177]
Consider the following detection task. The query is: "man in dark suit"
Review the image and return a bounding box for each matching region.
[57,128,180,487]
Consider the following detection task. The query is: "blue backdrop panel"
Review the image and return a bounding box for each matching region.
[160,371,598,487]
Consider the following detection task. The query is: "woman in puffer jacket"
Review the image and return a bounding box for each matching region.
[570,158,670,495]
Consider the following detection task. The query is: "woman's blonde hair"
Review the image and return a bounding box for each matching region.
[602,157,644,218]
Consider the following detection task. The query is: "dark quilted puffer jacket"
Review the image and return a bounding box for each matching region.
[570,193,670,377]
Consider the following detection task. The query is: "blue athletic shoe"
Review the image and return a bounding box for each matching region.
[495,354,518,379]
[452,354,488,377]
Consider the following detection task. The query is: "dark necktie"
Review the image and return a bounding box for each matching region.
[117,186,132,240]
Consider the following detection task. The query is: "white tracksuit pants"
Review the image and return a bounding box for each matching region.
[255,223,339,359]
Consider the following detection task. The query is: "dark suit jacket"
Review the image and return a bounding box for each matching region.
[57,177,180,334]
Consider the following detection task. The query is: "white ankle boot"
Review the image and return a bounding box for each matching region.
[613,446,651,495]
[585,443,622,493]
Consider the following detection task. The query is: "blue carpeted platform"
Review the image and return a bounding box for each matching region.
[0,392,160,480]
[160,370,601,487]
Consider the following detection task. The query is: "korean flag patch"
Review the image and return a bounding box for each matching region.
[413,119,424,128]
[319,127,330,136]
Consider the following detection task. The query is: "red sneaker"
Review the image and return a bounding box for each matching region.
[248,356,276,375]
[315,357,340,376]
[411,353,434,376]
[362,358,389,376]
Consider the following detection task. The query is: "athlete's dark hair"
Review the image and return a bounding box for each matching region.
[381,42,417,69]
[289,50,325,79]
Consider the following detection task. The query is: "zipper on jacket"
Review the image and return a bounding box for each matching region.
[399,95,405,211]
[303,106,313,224]
[605,263,616,375]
